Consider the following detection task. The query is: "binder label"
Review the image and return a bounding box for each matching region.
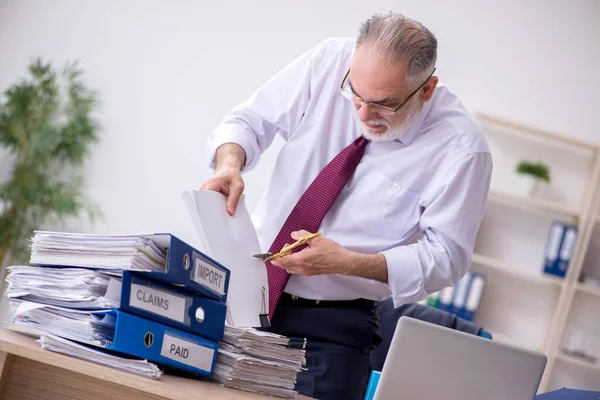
[129,283,188,323]
[161,333,214,372]
[192,256,226,295]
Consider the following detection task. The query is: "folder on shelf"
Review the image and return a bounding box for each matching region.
[438,286,454,311]
[450,272,472,315]
[425,291,440,308]
[556,225,578,277]
[30,231,231,303]
[542,222,565,277]
[11,301,219,377]
[459,272,486,321]
[6,268,226,341]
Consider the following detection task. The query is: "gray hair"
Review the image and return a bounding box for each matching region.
[356,12,437,84]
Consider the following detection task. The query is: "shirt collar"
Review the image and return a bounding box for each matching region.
[397,96,434,146]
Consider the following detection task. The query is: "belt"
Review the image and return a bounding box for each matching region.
[279,292,375,309]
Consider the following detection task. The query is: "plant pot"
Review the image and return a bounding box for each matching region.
[516,174,540,197]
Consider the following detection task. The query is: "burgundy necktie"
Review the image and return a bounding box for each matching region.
[266,136,369,320]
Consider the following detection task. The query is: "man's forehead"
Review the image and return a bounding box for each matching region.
[349,49,409,94]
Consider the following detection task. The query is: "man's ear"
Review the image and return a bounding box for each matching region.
[422,76,439,102]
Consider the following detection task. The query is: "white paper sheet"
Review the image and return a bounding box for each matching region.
[182,190,269,328]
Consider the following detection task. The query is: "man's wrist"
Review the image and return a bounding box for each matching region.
[343,250,388,283]
[215,143,246,172]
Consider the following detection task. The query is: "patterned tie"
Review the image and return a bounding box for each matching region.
[266,136,369,320]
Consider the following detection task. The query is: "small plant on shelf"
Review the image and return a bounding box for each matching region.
[515,160,550,196]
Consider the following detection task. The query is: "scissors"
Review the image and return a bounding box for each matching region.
[253,232,322,262]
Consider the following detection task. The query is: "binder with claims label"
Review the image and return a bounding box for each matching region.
[30,231,231,303]
[11,301,219,377]
[120,271,226,341]
[6,268,227,341]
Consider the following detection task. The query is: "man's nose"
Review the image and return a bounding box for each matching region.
[357,103,379,123]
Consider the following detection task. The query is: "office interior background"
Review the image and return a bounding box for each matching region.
[0,0,599,394]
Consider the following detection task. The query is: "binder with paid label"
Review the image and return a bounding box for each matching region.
[11,301,219,377]
[29,231,231,303]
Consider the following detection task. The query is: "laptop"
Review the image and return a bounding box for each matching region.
[373,317,547,400]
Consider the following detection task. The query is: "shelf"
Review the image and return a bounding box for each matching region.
[576,283,600,299]
[476,113,600,155]
[491,331,542,353]
[471,253,565,287]
[556,352,600,373]
[487,190,579,220]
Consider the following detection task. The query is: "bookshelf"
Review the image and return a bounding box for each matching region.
[471,114,600,393]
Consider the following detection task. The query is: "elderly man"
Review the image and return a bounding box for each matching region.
[201,11,492,400]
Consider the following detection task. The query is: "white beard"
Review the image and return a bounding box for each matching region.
[354,100,422,142]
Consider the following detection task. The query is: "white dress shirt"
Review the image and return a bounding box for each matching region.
[206,37,492,307]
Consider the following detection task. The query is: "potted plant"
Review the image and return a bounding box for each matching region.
[515,160,551,196]
[0,58,101,269]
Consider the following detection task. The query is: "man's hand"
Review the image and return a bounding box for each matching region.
[201,143,246,216]
[271,230,350,276]
[271,230,389,282]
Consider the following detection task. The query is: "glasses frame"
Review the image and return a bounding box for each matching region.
[340,67,437,114]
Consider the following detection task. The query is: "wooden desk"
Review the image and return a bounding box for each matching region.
[0,329,311,400]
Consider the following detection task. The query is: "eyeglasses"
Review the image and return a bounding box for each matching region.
[340,68,436,115]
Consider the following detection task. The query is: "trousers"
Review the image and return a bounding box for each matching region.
[267,293,382,400]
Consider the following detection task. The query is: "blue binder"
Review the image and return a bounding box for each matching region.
[449,272,472,315]
[535,388,600,399]
[116,271,226,341]
[459,272,486,321]
[543,222,565,277]
[100,310,218,377]
[555,225,578,278]
[138,234,230,302]
[35,233,231,303]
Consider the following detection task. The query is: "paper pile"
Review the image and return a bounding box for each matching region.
[212,326,306,398]
[38,334,163,379]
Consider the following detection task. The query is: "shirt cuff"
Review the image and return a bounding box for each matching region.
[206,123,261,172]
[381,245,428,307]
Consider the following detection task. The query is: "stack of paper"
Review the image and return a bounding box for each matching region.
[10,300,116,347]
[30,231,167,270]
[37,334,163,379]
[6,265,121,308]
[211,326,306,398]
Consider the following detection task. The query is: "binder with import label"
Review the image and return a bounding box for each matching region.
[11,301,219,377]
[30,231,231,303]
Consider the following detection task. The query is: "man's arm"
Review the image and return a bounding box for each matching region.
[272,229,388,282]
[273,152,492,306]
[202,40,331,213]
[205,40,330,174]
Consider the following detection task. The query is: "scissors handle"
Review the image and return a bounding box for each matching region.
[265,232,322,262]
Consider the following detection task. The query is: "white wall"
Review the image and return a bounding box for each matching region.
[1,0,599,248]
